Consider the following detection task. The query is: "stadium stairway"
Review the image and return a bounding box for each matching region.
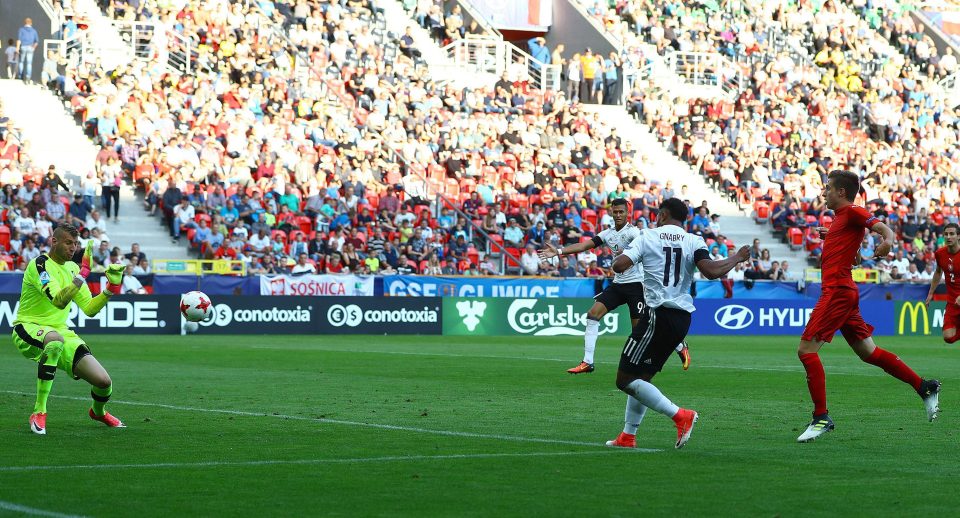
[379,0,498,88]
[72,0,133,71]
[584,105,809,265]
[0,79,189,261]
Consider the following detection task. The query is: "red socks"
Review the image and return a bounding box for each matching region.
[799,353,828,416]
[864,347,922,391]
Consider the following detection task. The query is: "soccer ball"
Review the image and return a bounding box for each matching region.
[180,291,213,322]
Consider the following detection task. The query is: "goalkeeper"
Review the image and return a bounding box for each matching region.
[11,224,127,435]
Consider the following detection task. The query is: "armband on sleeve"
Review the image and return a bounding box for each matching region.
[693,248,711,264]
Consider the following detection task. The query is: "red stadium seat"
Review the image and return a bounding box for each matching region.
[787,227,803,250]
[754,202,770,223]
[0,225,10,251]
[504,247,521,268]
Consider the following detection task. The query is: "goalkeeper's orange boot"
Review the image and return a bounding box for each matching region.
[29,413,46,435]
[605,432,636,448]
[673,408,698,449]
[567,361,594,374]
[89,409,126,428]
[677,342,691,371]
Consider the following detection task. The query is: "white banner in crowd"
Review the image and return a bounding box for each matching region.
[260,275,375,297]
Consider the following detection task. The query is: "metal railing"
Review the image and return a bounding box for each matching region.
[111,21,197,75]
[456,0,504,39]
[43,21,198,75]
[36,0,61,34]
[439,38,561,91]
[664,51,743,98]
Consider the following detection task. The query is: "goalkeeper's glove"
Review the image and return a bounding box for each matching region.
[79,239,93,277]
[104,264,124,295]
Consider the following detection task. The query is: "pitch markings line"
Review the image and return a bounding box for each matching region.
[0,391,661,453]
[0,450,624,472]
[0,500,87,518]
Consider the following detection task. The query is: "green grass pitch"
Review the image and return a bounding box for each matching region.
[0,334,958,517]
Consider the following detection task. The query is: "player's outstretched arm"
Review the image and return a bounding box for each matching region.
[925,266,943,307]
[76,264,125,316]
[538,237,599,261]
[696,245,751,280]
[870,221,896,258]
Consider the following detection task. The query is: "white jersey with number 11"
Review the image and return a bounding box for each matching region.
[622,225,708,313]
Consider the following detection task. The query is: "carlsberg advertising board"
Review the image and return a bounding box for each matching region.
[443,297,630,336]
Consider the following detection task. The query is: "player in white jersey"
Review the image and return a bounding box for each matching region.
[606,198,750,449]
[538,198,691,374]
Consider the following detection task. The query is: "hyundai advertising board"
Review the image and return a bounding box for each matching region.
[691,299,896,336]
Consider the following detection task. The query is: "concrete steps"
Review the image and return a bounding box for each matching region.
[0,79,188,261]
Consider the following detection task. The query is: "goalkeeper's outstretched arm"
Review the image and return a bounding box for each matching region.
[78,291,113,317]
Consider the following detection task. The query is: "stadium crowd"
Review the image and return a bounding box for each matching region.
[0,0,956,285]
[6,0,751,279]
[574,0,960,282]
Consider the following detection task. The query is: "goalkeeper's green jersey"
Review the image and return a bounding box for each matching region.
[14,254,92,329]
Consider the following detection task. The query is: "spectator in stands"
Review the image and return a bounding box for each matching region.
[504,218,525,247]
[249,228,272,257]
[45,193,67,225]
[479,254,498,275]
[93,240,110,267]
[124,243,146,265]
[291,253,316,275]
[19,238,40,265]
[16,18,38,83]
[521,245,540,275]
[133,258,151,275]
[172,198,196,243]
[556,256,577,277]
[68,192,92,225]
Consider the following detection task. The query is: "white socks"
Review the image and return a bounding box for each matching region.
[674,342,684,352]
[623,396,646,435]
[623,378,679,418]
[583,318,599,364]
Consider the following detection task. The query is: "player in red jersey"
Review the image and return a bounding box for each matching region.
[925,223,960,343]
[796,171,941,443]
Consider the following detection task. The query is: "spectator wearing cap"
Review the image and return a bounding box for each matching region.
[42,165,70,193]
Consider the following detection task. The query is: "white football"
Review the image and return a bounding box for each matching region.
[180,291,213,322]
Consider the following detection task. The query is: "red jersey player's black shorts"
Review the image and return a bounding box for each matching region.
[944,303,960,333]
[801,286,874,344]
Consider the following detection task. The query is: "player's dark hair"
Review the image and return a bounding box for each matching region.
[54,223,80,238]
[611,198,629,209]
[828,170,861,202]
[944,223,960,234]
[661,198,688,223]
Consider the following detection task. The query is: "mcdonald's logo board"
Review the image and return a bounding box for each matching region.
[896,301,946,336]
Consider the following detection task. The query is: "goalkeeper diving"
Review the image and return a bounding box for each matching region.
[11,223,128,434]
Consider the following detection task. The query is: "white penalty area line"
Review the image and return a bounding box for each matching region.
[0,500,87,518]
[0,450,624,473]
[0,391,661,453]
